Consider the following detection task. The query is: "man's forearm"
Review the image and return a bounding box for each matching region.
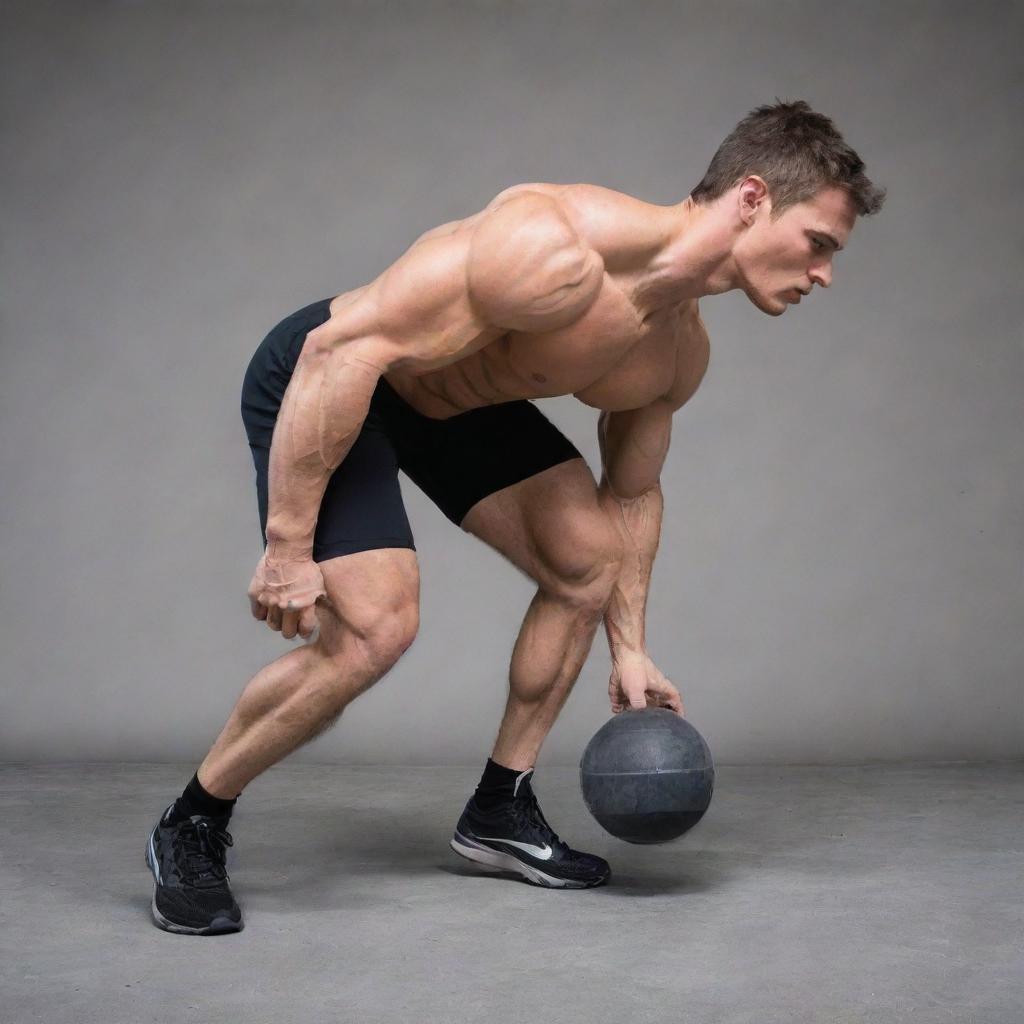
[597,478,664,659]
[265,346,384,561]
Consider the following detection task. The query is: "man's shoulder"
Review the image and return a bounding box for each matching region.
[556,184,673,267]
[561,182,658,213]
[465,185,606,333]
[416,182,659,256]
[486,181,658,224]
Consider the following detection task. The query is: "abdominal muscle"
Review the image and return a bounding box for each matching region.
[382,336,592,418]
[383,331,674,419]
[380,285,684,420]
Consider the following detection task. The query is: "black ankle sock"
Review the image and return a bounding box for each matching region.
[474,757,533,812]
[169,772,238,822]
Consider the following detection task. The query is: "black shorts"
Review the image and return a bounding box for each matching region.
[240,298,583,562]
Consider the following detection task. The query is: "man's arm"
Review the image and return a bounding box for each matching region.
[598,303,711,652]
[598,307,710,710]
[247,299,401,640]
[264,318,397,561]
[597,400,674,658]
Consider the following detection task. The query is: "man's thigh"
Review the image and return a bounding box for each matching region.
[386,387,585,531]
[459,457,621,591]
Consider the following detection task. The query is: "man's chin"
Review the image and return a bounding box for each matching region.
[748,291,787,316]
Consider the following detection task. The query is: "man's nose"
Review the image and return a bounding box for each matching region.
[809,264,832,289]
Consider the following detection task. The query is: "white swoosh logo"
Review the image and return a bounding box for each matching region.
[478,837,554,860]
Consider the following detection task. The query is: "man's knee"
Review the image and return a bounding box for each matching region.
[321,599,419,675]
[314,549,421,673]
[538,522,624,615]
[359,603,419,671]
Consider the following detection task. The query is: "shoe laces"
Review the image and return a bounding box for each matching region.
[173,817,233,886]
[510,786,567,854]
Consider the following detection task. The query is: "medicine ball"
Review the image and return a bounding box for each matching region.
[579,707,714,844]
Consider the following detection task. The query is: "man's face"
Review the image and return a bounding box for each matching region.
[734,185,857,316]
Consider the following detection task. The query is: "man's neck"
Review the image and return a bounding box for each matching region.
[633,196,739,314]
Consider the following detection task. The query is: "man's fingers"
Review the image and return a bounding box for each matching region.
[254,596,319,639]
[281,609,300,640]
[298,606,318,640]
[655,689,683,715]
[667,685,685,716]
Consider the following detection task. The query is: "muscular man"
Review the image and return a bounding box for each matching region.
[146,100,884,933]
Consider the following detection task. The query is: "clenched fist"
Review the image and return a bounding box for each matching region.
[247,553,326,640]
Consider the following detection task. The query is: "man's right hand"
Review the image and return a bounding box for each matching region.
[247,553,327,641]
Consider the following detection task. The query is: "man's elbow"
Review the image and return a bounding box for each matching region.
[303,330,397,374]
[601,470,662,503]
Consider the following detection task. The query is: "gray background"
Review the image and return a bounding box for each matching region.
[1,0,1020,767]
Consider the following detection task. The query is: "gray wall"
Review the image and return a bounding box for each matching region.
[1,1,1021,766]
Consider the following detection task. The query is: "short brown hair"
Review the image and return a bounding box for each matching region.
[691,99,886,218]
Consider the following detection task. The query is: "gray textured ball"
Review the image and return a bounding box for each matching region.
[579,708,715,844]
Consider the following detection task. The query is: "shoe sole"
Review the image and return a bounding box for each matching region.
[145,830,244,935]
[450,830,609,889]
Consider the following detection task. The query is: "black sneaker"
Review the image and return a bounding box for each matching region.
[450,772,610,889]
[145,804,243,935]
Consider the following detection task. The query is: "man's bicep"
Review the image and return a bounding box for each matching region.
[599,400,674,500]
[308,238,488,372]
[466,192,605,333]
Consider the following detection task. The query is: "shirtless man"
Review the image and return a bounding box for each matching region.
[146,100,884,934]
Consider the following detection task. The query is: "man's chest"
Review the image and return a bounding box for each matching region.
[521,279,708,413]
[569,305,684,410]
[501,274,694,402]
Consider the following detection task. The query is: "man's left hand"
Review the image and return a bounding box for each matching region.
[608,650,685,716]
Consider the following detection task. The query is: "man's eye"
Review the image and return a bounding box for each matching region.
[812,238,825,250]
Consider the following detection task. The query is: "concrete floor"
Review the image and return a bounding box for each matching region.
[0,762,1021,1024]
